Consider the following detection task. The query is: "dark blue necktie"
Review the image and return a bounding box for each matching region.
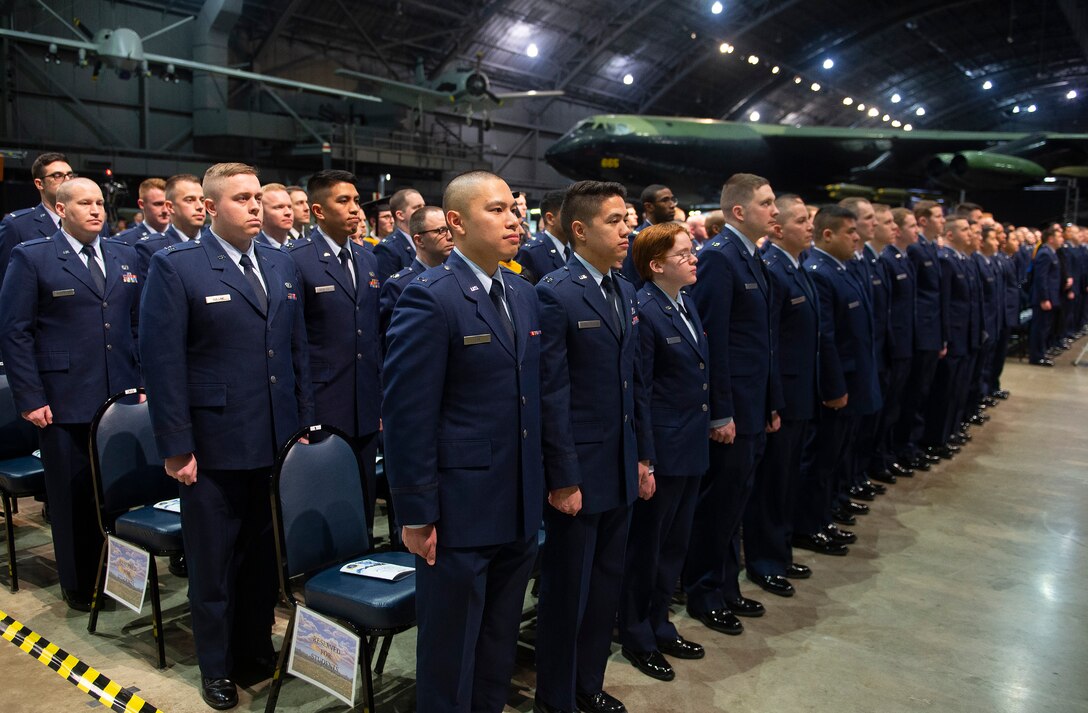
[239,254,267,313]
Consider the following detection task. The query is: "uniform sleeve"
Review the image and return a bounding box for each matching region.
[0,247,48,413]
[0,216,21,289]
[139,253,195,458]
[691,249,735,422]
[766,270,787,413]
[290,262,314,428]
[810,269,846,402]
[536,281,581,491]
[382,282,449,526]
[633,298,655,464]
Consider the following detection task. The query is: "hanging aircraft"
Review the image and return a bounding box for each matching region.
[544,114,1088,205]
[335,54,564,129]
[0,16,382,103]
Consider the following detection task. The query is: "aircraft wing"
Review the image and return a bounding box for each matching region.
[0,27,94,51]
[334,68,451,108]
[494,90,565,101]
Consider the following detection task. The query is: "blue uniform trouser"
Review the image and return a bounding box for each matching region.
[745,419,810,577]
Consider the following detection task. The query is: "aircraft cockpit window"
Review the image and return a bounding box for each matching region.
[612,123,632,135]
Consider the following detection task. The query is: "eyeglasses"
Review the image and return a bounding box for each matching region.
[417,226,451,238]
[42,171,78,182]
[663,250,697,263]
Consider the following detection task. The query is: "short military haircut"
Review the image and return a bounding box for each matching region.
[539,188,568,218]
[813,204,856,239]
[774,193,804,216]
[838,196,871,214]
[954,201,983,216]
[640,184,669,205]
[409,205,445,236]
[390,187,422,214]
[981,224,997,240]
[443,170,504,213]
[891,207,913,229]
[203,162,259,200]
[1041,224,1060,242]
[561,180,627,239]
[307,169,356,205]
[632,222,689,282]
[32,152,69,179]
[138,177,167,198]
[165,174,201,201]
[913,199,941,221]
[871,202,892,215]
[285,185,305,195]
[720,173,770,213]
[261,182,287,194]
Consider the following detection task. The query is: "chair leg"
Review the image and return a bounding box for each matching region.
[264,607,296,713]
[87,541,109,633]
[2,493,18,593]
[360,633,376,713]
[148,556,166,669]
[10,496,17,514]
[374,634,393,676]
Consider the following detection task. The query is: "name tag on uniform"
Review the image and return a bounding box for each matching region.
[578,320,601,329]
[206,294,231,303]
[666,336,682,344]
[956,273,965,279]
[791,296,807,305]
[986,277,995,282]
[872,278,882,285]
[463,334,491,345]
[924,260,934,266]
[52,288,75,297]
[896,273,907,280]
[848,301,860,309]
[315,285,336,293]
[744,282,758,290]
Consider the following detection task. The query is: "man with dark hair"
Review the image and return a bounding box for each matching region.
[971,225,1003,412]
[954,202,984,222]
[289,170,382,538]
[684,173,779,636]
[140,162,313,709]
[991,226,1020,397]
[517,188,570,284]
[1028,225,1062,365]
[900,200,947,466]
[374,188,426,282]
[637,184,676,233]
[114,178,171,245]
[535,180,651,713]
[794,205,881,556]
[0,178,142,611]
[286,185,311,241]
[0,151,76,285]
[881,206,920,474]
[133,174,204,280]
[384,170,544,713]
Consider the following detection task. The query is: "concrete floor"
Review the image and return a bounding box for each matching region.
[2,350,1087,713]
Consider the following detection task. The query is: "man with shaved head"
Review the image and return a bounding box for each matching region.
[383,170,544,713]
[0,177,143,611]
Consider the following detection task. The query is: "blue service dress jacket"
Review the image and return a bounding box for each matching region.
[636,283,710,477]
[0,231,142,422]
[880,245,917,361]
[536,258,652,515]
[907,234,944,351]
[289,234,382,438]
[382,251,544,547]
[378,258,429,356]
[0,203,60,286]
[139,236,314,469]
[372,227,416,283]
[764,246,820,422]
[516,234,568,284]
[937,248,981,358]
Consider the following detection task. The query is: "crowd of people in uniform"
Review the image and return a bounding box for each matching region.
[0,151,1086,713]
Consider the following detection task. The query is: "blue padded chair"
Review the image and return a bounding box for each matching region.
[87,389,183,669]
[0,373,46,593]
[266,426,416,713]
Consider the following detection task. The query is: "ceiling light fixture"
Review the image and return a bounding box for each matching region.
[711,1,723,14]
[843,97,853,105]
[822,58,834,69]
[749,111,760,121]
[810,82,821,91]
[982,80,993,90]
[891,93,901,103]
[623,73,634,85]
[915,107,925,116]
[526,43,538,58]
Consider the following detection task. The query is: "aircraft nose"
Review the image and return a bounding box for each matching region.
[545,133,587,177]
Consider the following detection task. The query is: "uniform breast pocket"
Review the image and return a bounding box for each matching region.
[188,383,227,408]
[34,351,70,373]
[437,439,491,470]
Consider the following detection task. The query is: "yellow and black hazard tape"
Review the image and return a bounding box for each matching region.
[0,609,165,713]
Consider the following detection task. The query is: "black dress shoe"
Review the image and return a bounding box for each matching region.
[201,678,238,710]
[908,457,932,471]
[657,635,704,659]
[576,691,626,713]
[863,480,887,495]
[692,608,743,635]
[847,485,875,502]
[534,699,573,713]
[993,389,1010,400]
[944,442,962,453]
[870,469,897,484]
[926,445,954,460]
[747,573,794,597]
[62,589,93,612]
[621,648,675,681]
[948,433,967,445]
[1030,359,1054,367]
[169,553,188,578]
[845,500,870,516]
[791,532,848,556]
[968,414,986,426]
[830,507,856,526]
[983,397,999,407]
[786,562,812,579]
[725,596,764,617]
[888,462,913,477]
[825,524,857,544]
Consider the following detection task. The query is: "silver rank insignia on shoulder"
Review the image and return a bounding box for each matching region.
[712,241,721,247]
[217,254,225,259]
[443,265,450,270]
[285,282,292,288]
[140,236,150,241]
[664,305,673,311]
[369,271,375,276]
[323,252,331,257]
[548,249,556,254]
[419,277,428,282]
[578,274,588,280]
[392,272,401,279]
[62,249,70,254]
[470,285,479,292]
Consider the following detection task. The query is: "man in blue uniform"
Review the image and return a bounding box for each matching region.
[516,189,570,284]
[373,187,425,282]
[257,183,296,249]
[383,171,543,713]
[140,163,313,710]
[0,152,77,286]
[112,178,171,246]
[991,226,1021,397]
[288,170,382,538]
[535,180,652,713]
[1028,226,1062,366]
[684,173,779,635]
[882,207,920,474]
[133,174,205,279]
[745,195,819,596]
[0,178,142,610]
[620,183,676,284]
